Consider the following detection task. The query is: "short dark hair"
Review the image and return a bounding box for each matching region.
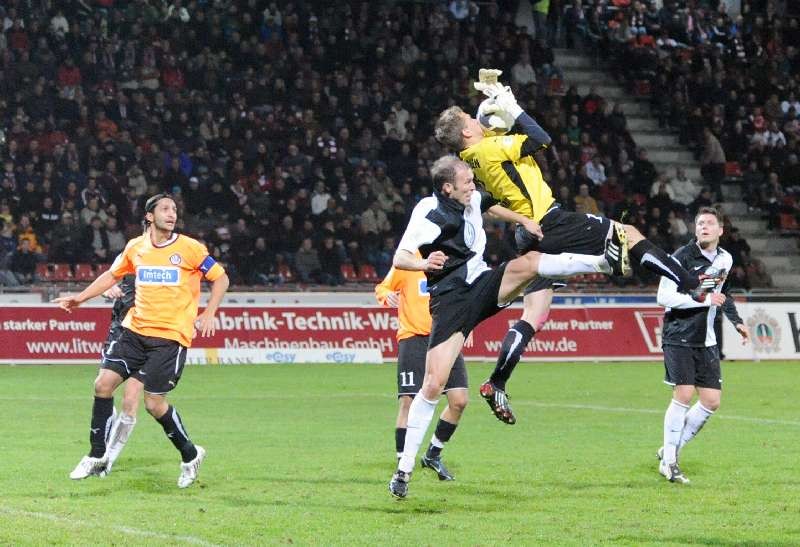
[695,206,722,225]
[434,106,467,151]
[430,155,467,191]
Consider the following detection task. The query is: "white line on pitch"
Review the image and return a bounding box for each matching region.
[0,506,219,546]
[516,401,800,427]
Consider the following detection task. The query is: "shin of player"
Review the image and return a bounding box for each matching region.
[656,207,749,484]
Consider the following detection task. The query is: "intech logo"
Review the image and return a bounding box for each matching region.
[136,266,180,285]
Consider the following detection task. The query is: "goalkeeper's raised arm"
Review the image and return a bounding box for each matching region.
[490,85,552,150]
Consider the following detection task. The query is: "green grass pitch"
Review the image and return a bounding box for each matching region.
[1,361,798,545]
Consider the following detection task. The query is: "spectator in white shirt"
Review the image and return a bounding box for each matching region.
[670,166,697,206]
[584,155,607,186]
[511,52,537,87]
[781,91,800,117]
[650,173,676,200]
[766,121,787,148]
[310,181,332,216]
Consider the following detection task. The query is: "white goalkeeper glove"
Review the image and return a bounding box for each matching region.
[493,86,523,119]
[473,68,504,98]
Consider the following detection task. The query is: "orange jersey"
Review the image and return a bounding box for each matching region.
[109,233,226,347]
[374,266,431,341]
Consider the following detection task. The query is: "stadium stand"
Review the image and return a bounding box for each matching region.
[0,0,795,289]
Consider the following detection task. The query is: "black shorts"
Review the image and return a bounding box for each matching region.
[101,329,188,394]
[662,344,722,390]
[429,265,510,348]
[397,335,468,396]
[528,207,612,256]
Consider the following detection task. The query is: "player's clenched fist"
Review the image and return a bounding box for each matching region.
[52,295,82,313]
[423,251,448,271]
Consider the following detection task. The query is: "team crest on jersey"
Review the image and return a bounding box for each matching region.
[464,221,476,246]
[169,253,182,265]
[501,136,514,148]
[746,308,782,354]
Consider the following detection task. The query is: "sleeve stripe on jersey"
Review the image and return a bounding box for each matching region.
[199,255,218,275]
[501,160,532,203]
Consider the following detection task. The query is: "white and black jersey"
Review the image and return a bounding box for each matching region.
[657,241,742,347]
[397,189,497,296]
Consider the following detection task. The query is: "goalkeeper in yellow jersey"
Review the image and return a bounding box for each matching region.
[434,71,721,425]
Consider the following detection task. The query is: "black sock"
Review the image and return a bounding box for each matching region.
[630,240,698,291]
[426,419,458,458]
[89,396,114,458]
[489,320,535,390]
[395,427,406,454]
[156,405,198,463]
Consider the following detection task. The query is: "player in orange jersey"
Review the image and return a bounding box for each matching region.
[55,194,229,488]
[375,257,468,481]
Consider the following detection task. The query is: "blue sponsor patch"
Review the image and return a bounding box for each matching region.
[418,277,429,295]
[136,266,180,285]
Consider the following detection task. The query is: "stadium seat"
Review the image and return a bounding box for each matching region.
[35,263,51,281]
[277,264,293,283]
[724,161,743,178]
[779,213,799,232]
[633,80,651,96]
[548,77,565,95]
[51,263,73,282]
[357,264,379,282]
[340,264,358,282]
[73,263,95,281]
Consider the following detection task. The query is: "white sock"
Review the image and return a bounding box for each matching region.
[105,413,136,467]
[678,402,714,452]
[398,394,438,473]
[663,399,689,464]
[537,253,610,277]
[429,435,444,449]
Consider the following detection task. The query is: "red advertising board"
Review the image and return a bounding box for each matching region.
[0,305,664,363]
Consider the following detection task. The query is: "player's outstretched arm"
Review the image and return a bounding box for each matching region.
[487,204,543,240]
[52,270,120,312]
[394,249,446,272]
[196,273,229,337]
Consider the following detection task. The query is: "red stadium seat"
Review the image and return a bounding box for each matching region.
[357,264,379,282]
[51,263,73,282]
[548,77,565,95]
[633,80,651,96]
[779,213,799,232]
[277,264,293,283]
[637,35,656,48]
[35,263,51,281]
[73,263,95,281]
[724,161,743,178]
[340,264,357,282]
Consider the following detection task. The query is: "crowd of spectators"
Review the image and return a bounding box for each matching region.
[555,0,794,287]
[0,0,779,289]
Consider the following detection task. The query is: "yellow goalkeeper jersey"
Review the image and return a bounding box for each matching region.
[460,133,555,222]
